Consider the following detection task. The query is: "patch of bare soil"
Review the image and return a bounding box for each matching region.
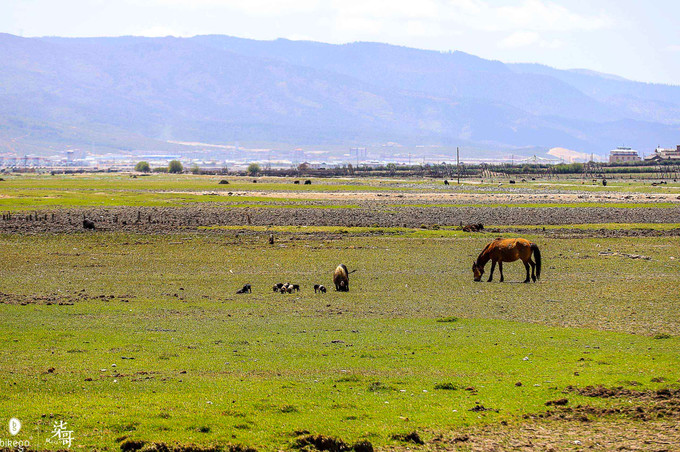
[2,206,680,234]
[183,190,680,205]
[431,419,680,451]
[0,291,135,305]
[398,386,680,451]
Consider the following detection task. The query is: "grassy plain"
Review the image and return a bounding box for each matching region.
[1,231,679,450]
[0,174,679,450]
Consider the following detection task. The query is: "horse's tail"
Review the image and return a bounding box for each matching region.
[531,243,542,280]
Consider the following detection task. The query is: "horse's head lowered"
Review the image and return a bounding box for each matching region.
[472,261,484,282]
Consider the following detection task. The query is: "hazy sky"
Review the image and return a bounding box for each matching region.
[2,0,679,85]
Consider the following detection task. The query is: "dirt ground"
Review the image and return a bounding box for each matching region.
[2,205,680,234]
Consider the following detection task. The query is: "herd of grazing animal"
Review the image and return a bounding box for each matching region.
[236,264,351,294]
[236,238,542,294]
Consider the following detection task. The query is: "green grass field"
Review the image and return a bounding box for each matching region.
[1,230,678,450]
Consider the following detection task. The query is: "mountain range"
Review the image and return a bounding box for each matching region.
[0,33,679,157]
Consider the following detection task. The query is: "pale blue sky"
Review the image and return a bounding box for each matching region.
[2,0,679,84]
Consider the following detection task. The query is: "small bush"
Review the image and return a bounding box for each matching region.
[434,382,458,390]
[654,333,672,339]
[436,316,458,323]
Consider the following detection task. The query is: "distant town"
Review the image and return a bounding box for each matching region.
[1,143,679,171]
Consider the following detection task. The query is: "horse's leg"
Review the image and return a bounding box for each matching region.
[529,258,536,282]
[487,260,496,282]
[499,261,504,282]
[523,261,531,283]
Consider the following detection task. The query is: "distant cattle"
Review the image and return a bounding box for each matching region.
[509,180,516,184]
[219,180,229,185]
[333,264,350,292]
[291,284,300,292]
[602,179,607,186]
[83,219,95,230]
[294,180,300,184]
[236,284,252,294]
[304,180,312,185]
[444,180,449,185]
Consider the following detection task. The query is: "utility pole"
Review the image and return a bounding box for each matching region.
[456,146,460,184]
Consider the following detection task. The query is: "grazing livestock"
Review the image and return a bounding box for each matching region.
[83,219,95,230]
[294,180,300,184]
[269,233,275,245]
[462,223,484,232]
[318,285,327,293]
[333,264,350,292]
[509,180,516,184]
[472,238,542,283]
[314,284,320,293]
[236,283,252,294]
[304,180,312,185]
[219,180,229,184]
[602,179,607,186]
[291,284,300,292]
[444,180,449,185]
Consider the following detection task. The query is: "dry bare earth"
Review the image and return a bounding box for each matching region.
[3,205,680,234]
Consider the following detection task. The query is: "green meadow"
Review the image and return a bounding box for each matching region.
[1,230,678,450]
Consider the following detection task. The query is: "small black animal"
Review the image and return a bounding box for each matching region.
[236,284,252,294]
[291,284,300,292]
[602,179,607,186]
[294,180,300,184]
[83,219,95,230]
[444,180,449,185]
[304,180,312,185]
[509,180,516,184]
[318,285,326,293]
[219,180,229,185]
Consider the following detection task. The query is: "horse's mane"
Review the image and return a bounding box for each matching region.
[476,242,493,264]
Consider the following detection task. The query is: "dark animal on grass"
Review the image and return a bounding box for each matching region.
[253,179,257,183]
[462,223,484,232]
[304,180,312,185]
[291,284,300,292]
[602,179,607,186]
[83,219,95,230]
[509,180,516,184]
[219,179,229,184]
[333,264,350,292]
[472,238,541,283]
[318,285,327,293]
[444,180,449,185]
[294,180,300,184]
[269,233,275,245]
[236,283,252,294]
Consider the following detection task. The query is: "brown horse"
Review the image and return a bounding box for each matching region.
[472,238,541,283]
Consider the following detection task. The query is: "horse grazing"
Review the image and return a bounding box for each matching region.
[333,264,350,292]
[472,238,541,283]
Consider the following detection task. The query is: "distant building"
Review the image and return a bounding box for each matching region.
[609,147,640,163]
[645,146,680,161]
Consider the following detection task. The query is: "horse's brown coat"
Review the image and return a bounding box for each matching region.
[472,238,541,283]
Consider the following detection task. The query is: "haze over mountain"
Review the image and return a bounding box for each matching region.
[1,33,679,158]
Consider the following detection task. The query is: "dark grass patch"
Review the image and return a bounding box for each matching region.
[434,382,458,390]
[436,316,458,323]
[390,431,424,445]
